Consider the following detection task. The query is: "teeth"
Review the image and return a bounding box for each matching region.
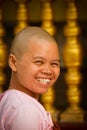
[37,78,50,84]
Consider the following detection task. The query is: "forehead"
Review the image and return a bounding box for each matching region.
[29,38,58,50]
[27,38,59,59]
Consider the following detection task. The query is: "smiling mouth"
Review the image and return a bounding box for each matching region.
[36,78,50,84]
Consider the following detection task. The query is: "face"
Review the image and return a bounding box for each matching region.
[10,38,60,98]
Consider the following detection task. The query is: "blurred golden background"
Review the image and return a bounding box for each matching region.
[0,0,87,125]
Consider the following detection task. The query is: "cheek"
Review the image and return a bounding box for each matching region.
[17,68,31,86]
[18,65,35,80]
[16,64,28,78]
[16,61,38,82]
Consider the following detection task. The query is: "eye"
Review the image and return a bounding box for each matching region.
[51,62,60,68]
[35,60,44,65]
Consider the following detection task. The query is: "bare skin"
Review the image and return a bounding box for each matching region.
[8,26,60,100]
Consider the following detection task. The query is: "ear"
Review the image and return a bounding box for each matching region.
[8,54,17,71]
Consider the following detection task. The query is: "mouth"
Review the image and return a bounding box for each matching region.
[36,78,51,84]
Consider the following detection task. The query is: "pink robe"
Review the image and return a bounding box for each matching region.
[0,90,53,130]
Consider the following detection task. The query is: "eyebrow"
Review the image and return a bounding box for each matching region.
[33,56,60,63]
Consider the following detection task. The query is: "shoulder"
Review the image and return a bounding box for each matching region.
[0,89,48,118]
[0,90,53,130]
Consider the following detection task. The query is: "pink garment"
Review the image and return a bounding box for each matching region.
[0,90,53,130]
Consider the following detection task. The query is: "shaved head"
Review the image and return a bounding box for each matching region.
[10,26,58,58]
[8,26,60,98]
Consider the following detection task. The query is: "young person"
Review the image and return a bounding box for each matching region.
[0,26,60,130]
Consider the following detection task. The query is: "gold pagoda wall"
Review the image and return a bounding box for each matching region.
[2,0,87,23]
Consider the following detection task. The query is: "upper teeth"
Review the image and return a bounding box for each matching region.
[37,78,50,83]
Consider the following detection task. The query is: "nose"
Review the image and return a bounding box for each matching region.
[41,64,52,75]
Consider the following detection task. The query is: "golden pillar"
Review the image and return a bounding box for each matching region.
[0,2,8,93]
[14,0,30,35]
[40,0,56,35]
[60,0,84,122]
[40,0,59,121]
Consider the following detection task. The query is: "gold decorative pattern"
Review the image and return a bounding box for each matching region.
[40,0,56,36]
[0,5,8,93]
[60,0,84,122]
[14,0,29,35]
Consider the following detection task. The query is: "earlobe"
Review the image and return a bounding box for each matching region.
[8,54,17,71]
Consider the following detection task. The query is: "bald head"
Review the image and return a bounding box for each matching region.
[10,26,58,58]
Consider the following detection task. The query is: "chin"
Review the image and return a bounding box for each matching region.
[40,89,49,94]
